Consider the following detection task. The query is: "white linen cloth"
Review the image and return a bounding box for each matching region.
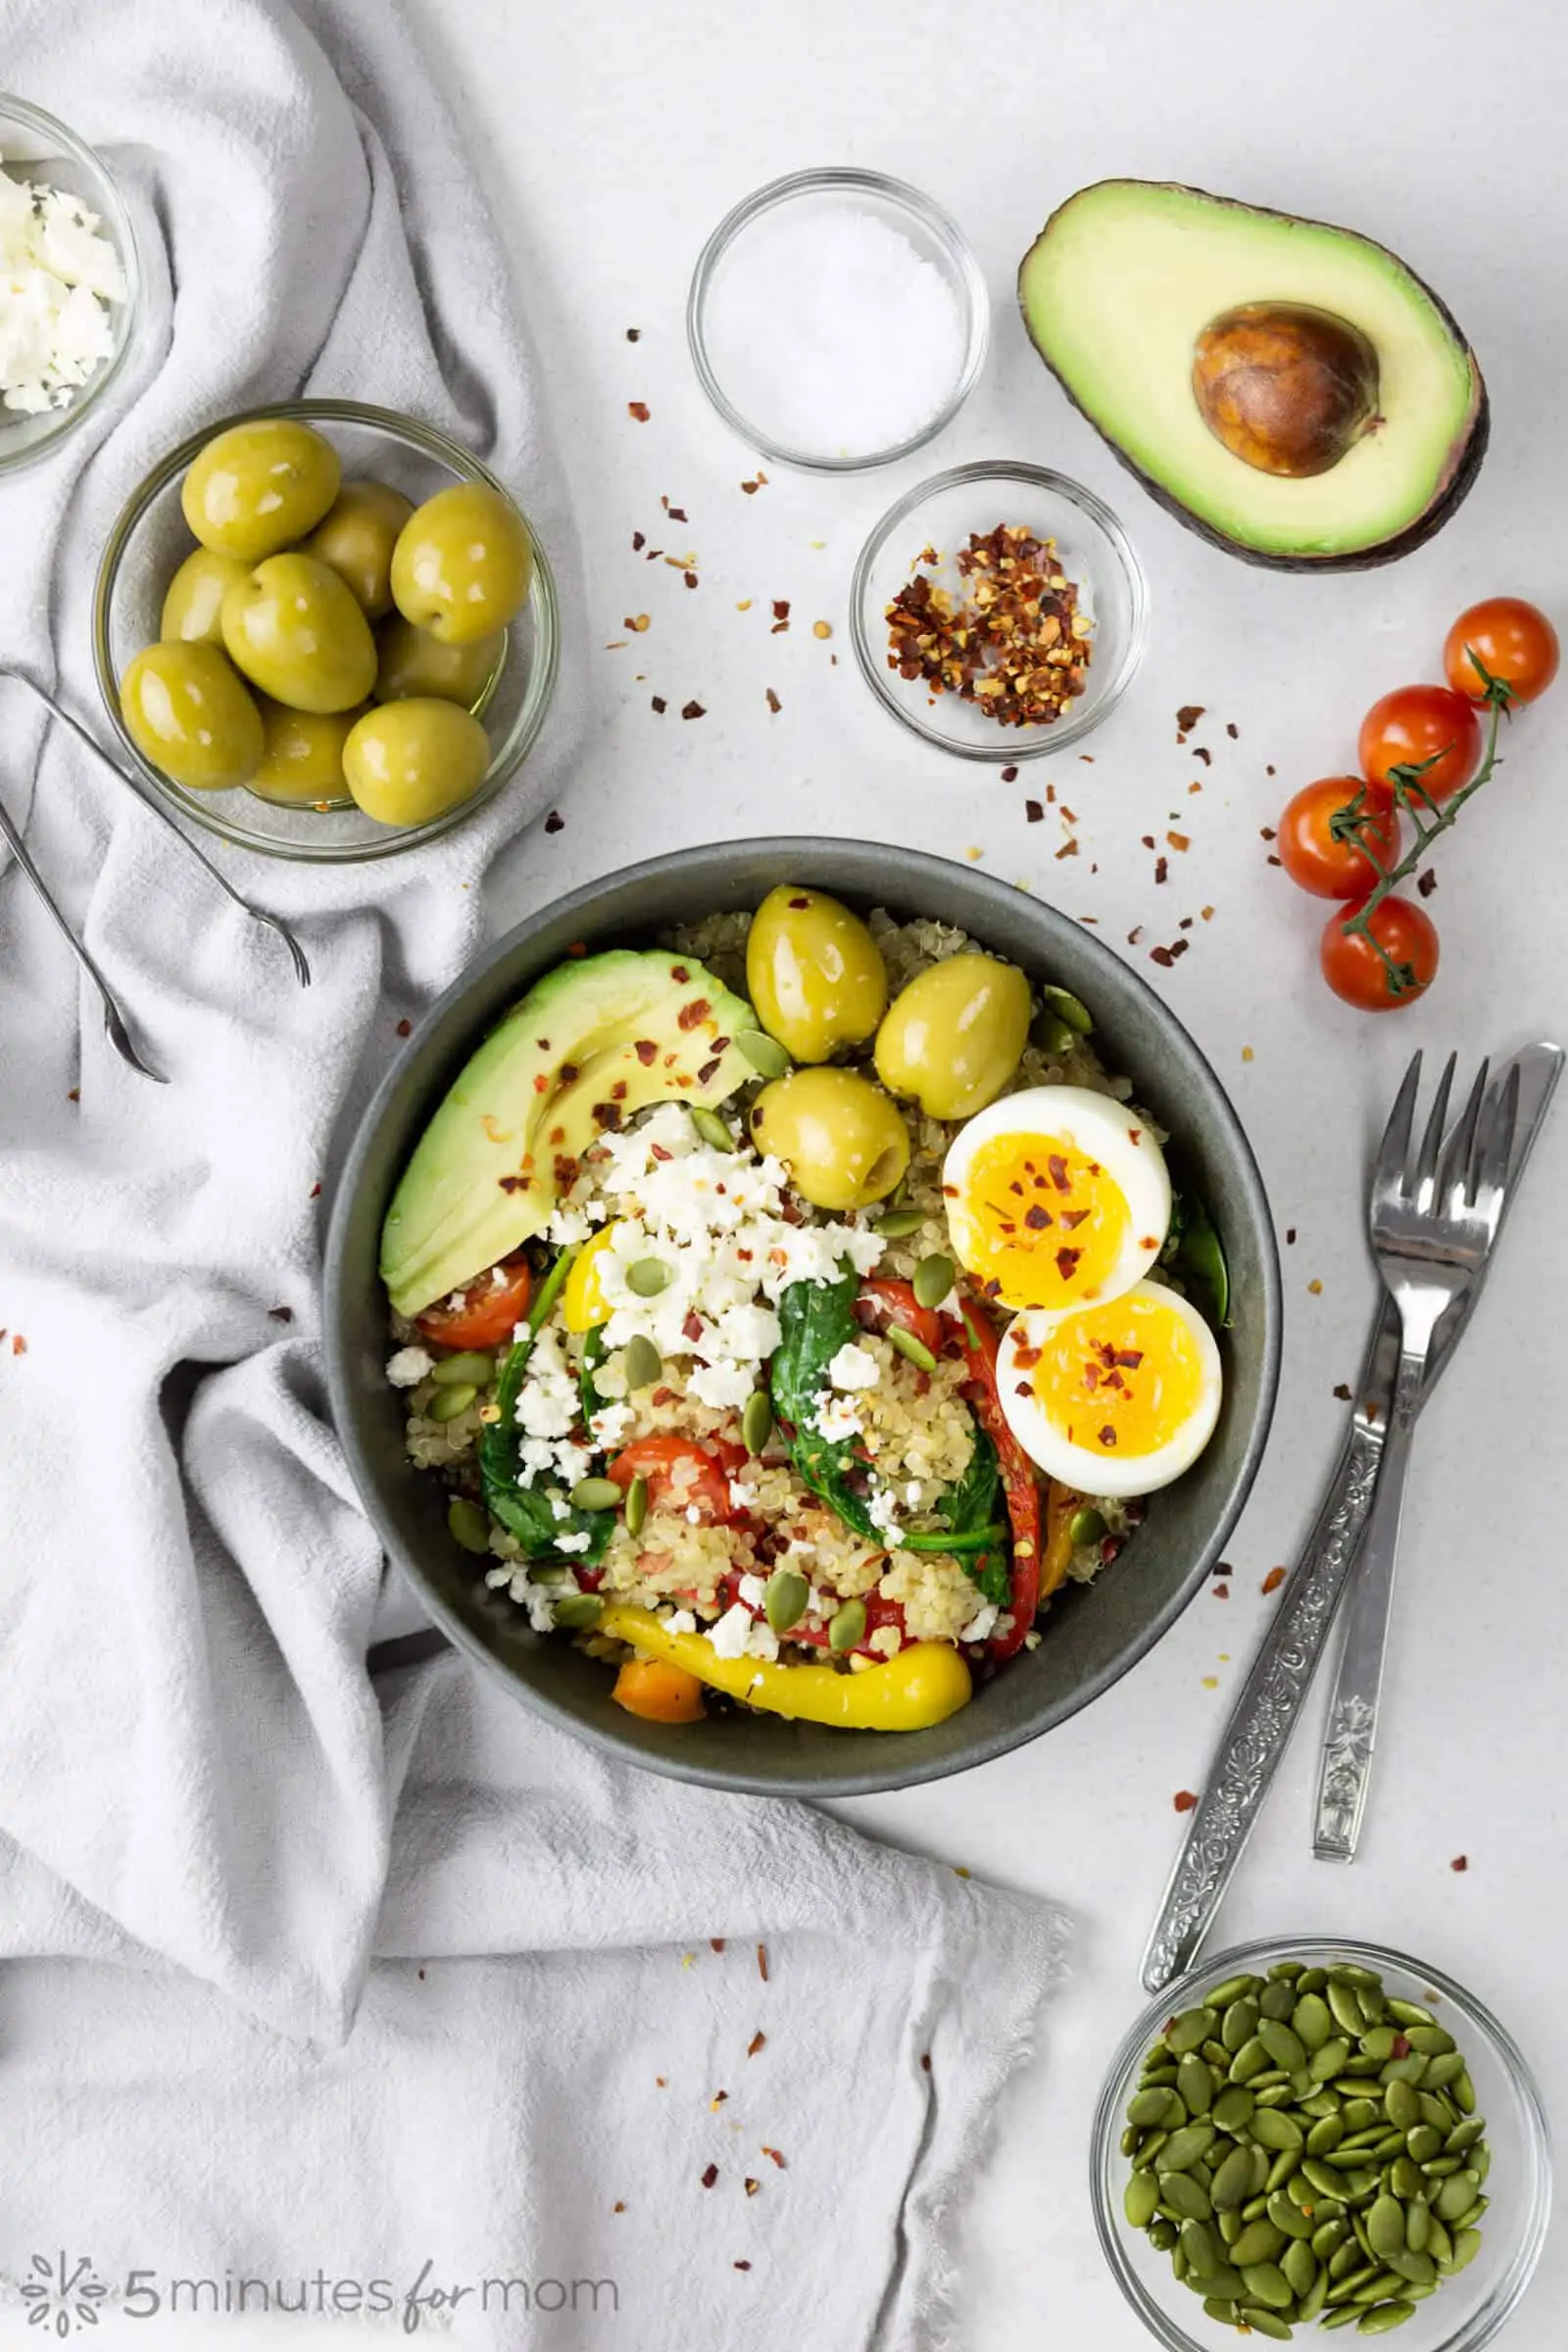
[0,4,1068,2343]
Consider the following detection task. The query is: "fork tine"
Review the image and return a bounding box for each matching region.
[1475,1061,1521,1199]
[1439,1058,1488,1206]
[1373,1052,1423,1209]
[1411,1051,1455,1200]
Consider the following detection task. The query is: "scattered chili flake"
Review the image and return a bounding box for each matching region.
[734,2260,752,2272]
[67,1087,79,1102]
[684,571,699,589]
[1261,1567,1287,1595]
[1054,839,1078,860]
[1127,925,1143,946]
[1260,825,1276,841]
[1213,1584,1230,1599]
[1176,705,1204,733]
[567,942,588,956]
[1179,916,1194,932]
[701,2164,718,2188]
[1154,856,1169,884]
[395,1017,413,1038]
[626,328,641,342]
[1227,721,1238,739]
[1417,867,1438,898]
[744,2179,760,2198]
[657,2076,667,2087]
[1266,854,1283,867]
[1167,830,1190,853]
[1333,1382,1351,1401]
[1193,746,1211,767]
[764,688,781,713]
[1025,799,1044,823]
[710,2091,728,2110]
[545,811,564,835]
[1242,1046,1254,1062]
[1450,1855,1469,1873]
[1266,763,1276,776]
[310,1182,321,1199]
[632,530,645,552]
[740,470,768,494]
[920,2052,932,2073]
[268,1305,293,1323]
[1200,905,1214,922]
[772,600,790,620]
[612,2200,626,2214]
[1151,945,1175,968]
[1286,1227,1297,1245]
[762,2146,787,2169]
[812,619,832,639]
[1308,1278,1323,1296]
[1141,833,1155,849]
[662,498,687,521]
[747,2031,765,2057]
[651,695,666,714]
[681,700,706,721]
[1174,1789,1199,1813]
[886,525,1092,727]
[757,1943,769,1982]
[627,401,650,421]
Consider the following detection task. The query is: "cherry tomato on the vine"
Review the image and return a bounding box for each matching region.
[1278,776,1402,900]
[1358,685,1481,808]
[1320,894,1440,1012]
[1444,597,1559,707]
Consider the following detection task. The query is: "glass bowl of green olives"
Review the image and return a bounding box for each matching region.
[92,400,560,861]
[1091,1937,1550,2352]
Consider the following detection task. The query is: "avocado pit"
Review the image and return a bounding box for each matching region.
[1192,301,1380,478]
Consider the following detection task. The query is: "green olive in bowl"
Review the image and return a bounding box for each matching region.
[343,699,491,827]
[221,554,378,714]
[120,642,264,791]
[302,479,415,620]
[749,1066,909,1212]
[875,952,1031,1120]
[744,884,888,1063]
[180,419,341,564]
[247,700,365,807]
[160,548,250,646]
[374,614,506,707]
[390,482,533,646]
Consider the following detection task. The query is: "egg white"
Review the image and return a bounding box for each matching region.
[943,1084,1172,1311]
[998,1279,1223,1497]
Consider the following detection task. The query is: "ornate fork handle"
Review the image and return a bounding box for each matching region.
[1141,1424,1382,1992]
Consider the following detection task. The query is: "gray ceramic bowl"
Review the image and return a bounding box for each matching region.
[324,840,1281,1796]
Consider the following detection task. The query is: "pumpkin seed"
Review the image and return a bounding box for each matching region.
[1231,2219,1288,2267]
[1192,2261,1247,2301]
[1260,2020,1308,2072]
[689,1105,736,1152]
[427,1382,477,1421]
[624,1473,649,1538]
[1302,2156,1346,2198]
[1322,2310,1363,2331]
[623,1333,662,1391]
[1384,2081,1420,2132]
[1328,1983,1367,2035]
[872,1205,928,1238]
[1451,2069,1477,2115]
[1206,1973,1263,2010]
[1385,1999,1436,2028]
[1269,2193,1317,2242]
[1178,2053,1214,2117]
[1147,2219,1178,2251]
[1261,1980,1298,2023]
[1422,2051,1465,2090]
[742,1388,774,1455]
[1298,2266,1330,2322]
[1444,2117,1486,2154]
[1180,2219,1219,2275]
[763,1568,808,1635]
[1311,2036,1353,2082]
[1211,2146,1257,2210]
[1404,2025,1455,2056]
[1237,2307,1293,2341]
[828,1599,866,1652]
[1282,2239,1319,2297]
[1356,2302,1415,2333]
[1218,2209,1245,2245]
[1240,2261,1294,2310]
[569,1476,624,1513]
[886,1323,938,1373]
[1448,2228,1483,2273]
[432,1349,497,1386]
[1160,2123,1217,2173]
[1042,981,1094,1034]
[1203,2297,1243,2322]
[625,1257,672,1297]
[447,1496,492,1554]
[1124,2168,1160,2229]
[1435,2174,1480,2223]
[1366,2197,1405,2260]
[1224,1996,1262,2052]
[911,1252,955,1309]
[1132,2130,1169,2172]
[1068,1506,1107,1548]
[1306,2117,1346,2158]
[735,1028,792,1079]
[1213,2086,1256,2134]
[1157,2172,1213,2222]
[1294,1992,1333,2051]
[1251,2109,1305,2153]
[1312,2220,1351,2260]
[1231,2036,1272,2082]
[552,1593,603,1630]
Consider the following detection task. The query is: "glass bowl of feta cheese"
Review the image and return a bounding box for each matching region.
[0,94,142,475]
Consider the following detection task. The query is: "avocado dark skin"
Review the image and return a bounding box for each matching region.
[1018,181,1490,573]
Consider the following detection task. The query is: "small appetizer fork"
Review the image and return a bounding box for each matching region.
[0,788,167,1081]
[1312,1051,1517,1860]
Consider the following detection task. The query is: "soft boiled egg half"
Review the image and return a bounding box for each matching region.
[998,1280,1223,1497]
[942,1085,1172,1315]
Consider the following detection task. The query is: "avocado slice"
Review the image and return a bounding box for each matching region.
[381,949,754,1317]
[1018,181,1487,568]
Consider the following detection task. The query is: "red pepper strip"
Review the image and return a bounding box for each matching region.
[951,1298,1043,1659]
[854,1277,944,1359]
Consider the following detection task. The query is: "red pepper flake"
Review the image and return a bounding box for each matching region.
[1098,1423,1117,1446]
[701,2164,718,2189]
[268,1305,293,1323]
[1261,1567,1287,1594]
[626,328,641,342]
[734,2260,752,2272]
[544,811,564,834]
[1266,854,1283,867]
[1151,945,1175,968]
[1176,704,1204,734]
[764,688,781,713]
[744,2179,760,2198]
[1167,830,1190,852]
[1226,721,1239,739]
[684,570,699,589]
[632,530,646,551]
[656,2076,667,2087]
[747,2031,765,2057]
[1025,799,1044,823]
[1055,1247,1082,1283]
[612,2201,626,2214]
[567,942,588,957]
[651,695,666,714]
[67,1087,79,1102]
[1266,763,1276,776]
[1417,867,1438,898]
[757,1943,769,1983]
[1450,1854,1469,1873]
[1154,856,1169,885]
[1193,747,1211,767]
[920,2052,932,2072]
[627,401,650,421]
[1333,1382,1351,1401]
[11,1333,27,1355]
[1213,1583,1230,1598]
[1054,839,1078,860]
[1169,938,1190,959]
[710,2089,728,2109]
[310,1182,321,1199]
[1260,825,1276,841]
[681,700,706,720]
[1127,925,1143,946]
[1285,1227,1297,1245]
[395,1017,413,1038]
[1001,763,1018,782]
[761,2146,787,2169]
[740,469,768,494]
[1174,1789,1199,1813]
[1200,905,1215,922]
[1390,2034,1411,2060]
[1060,805,1078,823]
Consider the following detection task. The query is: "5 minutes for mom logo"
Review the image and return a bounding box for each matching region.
[19,2254,109,2336]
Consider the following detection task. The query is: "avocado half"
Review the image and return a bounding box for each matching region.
[1018,181,1488,570]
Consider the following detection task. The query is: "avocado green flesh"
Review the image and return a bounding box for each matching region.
[381,949,754,1317]
[1019,181,1481,559]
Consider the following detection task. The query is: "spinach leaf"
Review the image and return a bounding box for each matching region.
[1161,1188,1232,1329]
[932,1428,1011,1606]
[479,1247,612,1567]
[769,1273,883,1545]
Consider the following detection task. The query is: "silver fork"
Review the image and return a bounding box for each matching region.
[1312,1051,1518,1859]
[0,791,168,1082]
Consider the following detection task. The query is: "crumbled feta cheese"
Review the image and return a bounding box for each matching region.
[737,1573,768,1612]
[386,1346,435,1388]
[665,1608,698,1635]
[827,1341,881,1392]
[484,1565,512,1591]
[547,1203,593,1246]
[709,1601,756,1660]
[865,1484,904,1543]
[746,1619,781,1663]
[0,170,123,416]
[549,1493,572,1522]
[588,1400,635,1448]
[959,1602,1000,1644]
[514,1323,578,1441]
[554,1529,594,1555]
[688,1357,757,1411]
[813,1393,862,1443]
[518,1436,556,1477]
[445,1290,467,1312]
[728,1478,759,1511]
[489,1264,510,1289]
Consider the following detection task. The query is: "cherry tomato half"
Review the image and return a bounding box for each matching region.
[1444,597,1560,707]
[1320,895,1440,1012]
[854,1276,945,1360]
[416,1252,532,1349]
[1358,685,1481,808]
[609,1435,744,1524]
[1277,776,1402,901]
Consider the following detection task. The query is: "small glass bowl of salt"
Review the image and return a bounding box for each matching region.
[689,167,988,472]
[0,94,144,477]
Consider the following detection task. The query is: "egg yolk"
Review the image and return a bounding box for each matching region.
[1027,1292,1204,1461]
[953,1132,1131,1310]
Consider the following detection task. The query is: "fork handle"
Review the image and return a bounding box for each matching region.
[1311,1342,1429,1862]
[1140,1419,1384,1992]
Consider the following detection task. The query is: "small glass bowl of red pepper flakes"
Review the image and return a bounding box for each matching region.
[849,460,1148,763]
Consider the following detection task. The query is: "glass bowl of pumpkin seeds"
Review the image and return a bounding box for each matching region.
[1091,1938,1549,2351]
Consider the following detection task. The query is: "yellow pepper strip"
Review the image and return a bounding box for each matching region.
[561,1220,621,1332]
[1041,1481,1082,1600]
[598,1603,972,1731]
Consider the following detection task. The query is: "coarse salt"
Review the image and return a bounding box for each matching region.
[702,202,965,459]
[0,155,124,417]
